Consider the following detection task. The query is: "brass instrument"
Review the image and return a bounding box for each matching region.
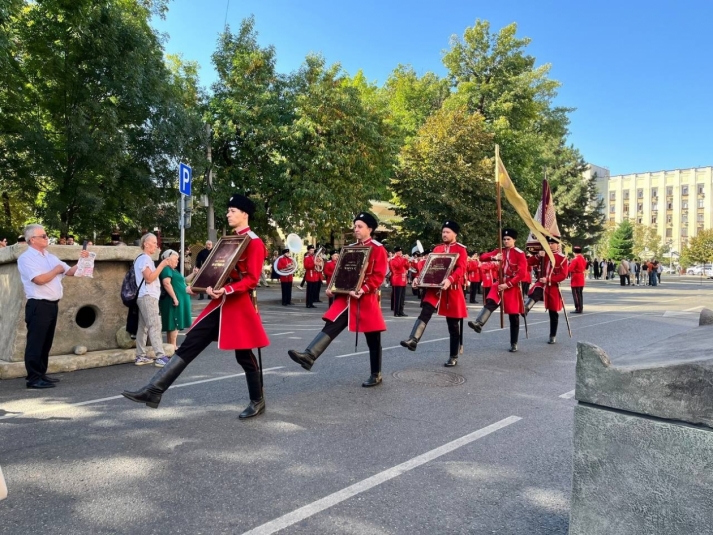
[273,233,302,277]
[314,245,325,272]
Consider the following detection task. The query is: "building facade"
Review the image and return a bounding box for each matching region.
[606,166,713,250]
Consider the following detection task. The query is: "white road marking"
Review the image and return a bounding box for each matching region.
[333,337,450,358]
[270,332,295,336]
[684,305,705,311]
[559,390,575,399]
[0,367,285,421]
[240,416,522,535]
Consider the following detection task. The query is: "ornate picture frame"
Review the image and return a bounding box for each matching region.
[418,253,459,288]
[328,246,372,294]
[190,235,251,293]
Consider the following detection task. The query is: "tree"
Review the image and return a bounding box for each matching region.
[632,222,664,260]
[546,146,605,247]
[0,0,205,239]
[608,220,634,260]
[392,105,497,249]
[680,229,713,268]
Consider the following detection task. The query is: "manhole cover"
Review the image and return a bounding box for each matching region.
[392,369,466,387]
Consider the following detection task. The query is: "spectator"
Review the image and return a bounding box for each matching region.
[17,224,90,388]
[270,250,280,282]
[657,261,663,284]
[633,260,641,285]
[109,230,126,246]
[0,238,6,248]
[618,259,630,286]
[17,235,26,243]
[646,260,657,286]
[194,240,213,300]
[607,260,615,279]
[134,233,174,367]
[593,257,600,279]
[66,235,75,245]
[159,250,193,351]
[58,235,67,245]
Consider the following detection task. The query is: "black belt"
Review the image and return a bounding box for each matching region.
[30,298,59,303]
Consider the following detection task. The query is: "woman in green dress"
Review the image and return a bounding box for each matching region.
[159,250,194,350]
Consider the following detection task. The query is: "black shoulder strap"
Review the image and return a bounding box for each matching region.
[133,254,146,290]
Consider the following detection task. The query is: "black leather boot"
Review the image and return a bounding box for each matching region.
[400,320,427,351]
[468,308,492,333]
[239,371,265,419]
[508,344,518,353]
[524,298,537,315]
[122,355,188,408]
[547,336,556,344]
[363,345,382,387]
[509,315,519,353]
[445,357,458,367]
[362,373,382,387]
[288,332,332,371]
[444,330,459,367]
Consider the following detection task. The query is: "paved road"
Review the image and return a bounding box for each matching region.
[1,278,711,534]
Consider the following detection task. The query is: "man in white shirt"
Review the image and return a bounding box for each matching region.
[17,224,89,388]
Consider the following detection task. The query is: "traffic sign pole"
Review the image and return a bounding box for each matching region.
[178,163,191,276]
[180,194,186,276]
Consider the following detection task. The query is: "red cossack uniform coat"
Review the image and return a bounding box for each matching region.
[389,255,409,287]
[303,254,321,282]
[481,247,529,314]
[479,261,495,288]
[421,242,468,318]
[323,238,387,332]
[277,255,294,283]
[323,259,336,286]
[527,252,569,311]
[190,227,270,350]
[569,255,587,288]
[467,259,481,283]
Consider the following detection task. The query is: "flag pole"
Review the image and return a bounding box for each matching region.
[496,145,504,329]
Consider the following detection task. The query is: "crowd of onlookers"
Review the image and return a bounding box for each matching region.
[590,257,664,286]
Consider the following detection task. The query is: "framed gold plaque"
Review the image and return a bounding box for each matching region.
[190,235,251,292]
[328,246,372,294]
[418,253,459,288]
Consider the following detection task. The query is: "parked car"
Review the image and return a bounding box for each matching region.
[687,264,713,276]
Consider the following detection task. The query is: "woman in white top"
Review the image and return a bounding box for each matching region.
[135,233,175,367]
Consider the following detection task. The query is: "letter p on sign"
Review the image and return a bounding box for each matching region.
[179,163,192,196]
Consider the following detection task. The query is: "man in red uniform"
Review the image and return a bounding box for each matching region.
[288,212,387,387]
[277,248,294,306]
[569,245,586,314]
[122,194,270,419]
[389,246,410,317]
[303,245,321,308]
[466,252,482,304]
[400,221,468,367]
[322,250,339,307]
[468,228,528,352]
[479,252,494,300]
[524,237,569,344]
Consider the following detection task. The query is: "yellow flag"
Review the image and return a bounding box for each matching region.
[496,152,556,267]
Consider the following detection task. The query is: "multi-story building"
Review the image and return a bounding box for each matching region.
[584,163,610,208]
[606,166,713,250]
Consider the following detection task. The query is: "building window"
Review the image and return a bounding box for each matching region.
[651,215,657,224]
[637,188,643,198]
[697,213,704,223]
[698,226,705,236]
[623,190,630,200]
[636,217,642,224]
[609,192,616,201]
[667,201,673,210]
[698,184,705,195]
[666,186,673,196]
[651,187,658,198]
[682,228,689,237]
[698,199,705,209]
[637,203,643,212]
[683,214,689,223]
[682,185,689,195]
[609,204,616,213]
[667,215,672,224]
[651,202,658,211]
[623,203,629,214]
[682,201,688,210]
[666,228,672,238]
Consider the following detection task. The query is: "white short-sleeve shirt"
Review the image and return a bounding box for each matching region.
[134,253,161,299]
[18,247,71,300]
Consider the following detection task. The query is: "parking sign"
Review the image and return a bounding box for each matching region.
[179,163,192,196]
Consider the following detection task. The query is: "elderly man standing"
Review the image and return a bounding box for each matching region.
[194,240,213,300]
[17,224,89,389]
[618,258,630,286]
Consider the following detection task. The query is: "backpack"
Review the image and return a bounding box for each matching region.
[121,255,146,307]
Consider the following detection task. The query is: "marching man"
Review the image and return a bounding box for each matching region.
[389,246,410,317]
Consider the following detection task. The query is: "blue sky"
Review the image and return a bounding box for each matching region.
[153,0,713,176]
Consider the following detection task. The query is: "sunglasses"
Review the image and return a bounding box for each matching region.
[32,234,48,239]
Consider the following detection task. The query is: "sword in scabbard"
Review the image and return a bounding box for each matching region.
[518,284,528,339]
[252,289,264,386]
[355,297,360,352]
[558,286,572,338]
[459,317,464,354]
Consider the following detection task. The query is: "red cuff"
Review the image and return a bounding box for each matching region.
[361,285,369,294]
[224,285,234,295]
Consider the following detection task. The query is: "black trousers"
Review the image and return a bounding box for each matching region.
[548,309,559,337]
[521,282,531,298]
[24,299,59,383]
[321,312,381,374]
[176,308,259,373]
[418,302,461,357]
[482,299,520,345]
[571,286,584,312]
[469,282,481,303]
[316,280,323,301]
[392,286,405,315]
[306,281,319,307]
[281,282,292,305]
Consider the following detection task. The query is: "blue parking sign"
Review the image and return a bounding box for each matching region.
[179,163,192,196]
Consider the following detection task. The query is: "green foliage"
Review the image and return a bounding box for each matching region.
[608,220,634,260]
[680,229,713,268]
[631,222,664,260]
[0,0,206,240]
[392,105,496,249]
